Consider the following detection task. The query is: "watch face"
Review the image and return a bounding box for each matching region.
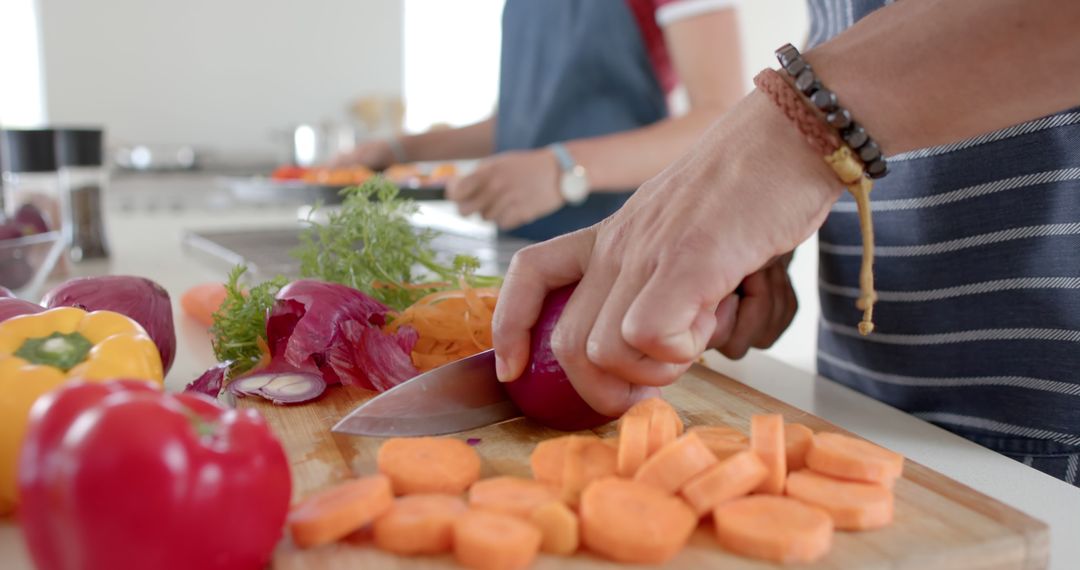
[561,169,589,205]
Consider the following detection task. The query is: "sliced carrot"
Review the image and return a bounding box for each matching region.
[372,494,467,555]
[785,469,894,531]
[453,510,542,570]
[288,474,394,548]
[580,477,697,564]
[180,282,227,327]
[625,397,685,455]
[713,495,834,564]
[687,425,749,461]
[385,283,500,372]
[751,414,787,495]
[633,432,719,493]
[561,436,617,506]
[377,437,482,495]
[468,476,560,519]
[681,450,768,516]
[616,413,650,477]
[805,432,905,486]
[785,423,815,472]
[529,501,580,556]
[530,436,571,486]
[648,407,681,456]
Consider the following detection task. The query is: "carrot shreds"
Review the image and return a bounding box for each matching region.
[385,283,499,372]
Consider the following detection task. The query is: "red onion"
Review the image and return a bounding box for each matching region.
[266,280,418,391]
[42,276,177,374]
[227,364,326,405]
[0,286,14,298]
[0,296,44,322]
[503,285,614,431]
[184,361,231,398]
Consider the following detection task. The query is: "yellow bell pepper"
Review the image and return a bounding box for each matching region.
[0,307,163,514]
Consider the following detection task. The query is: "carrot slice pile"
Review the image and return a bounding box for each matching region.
[713,495,834,564]
[681,450,768,516]
[633,432,719,493]
[786,470,895,530]
[378,437,482,495]
[468,476,560,519]
[580,477,697,564]
[687,425,749,461]
[288,474,394,548]
[751,414,787,494]
[385,282,499,372]
[529,501,579,555]
[373,494,467,555]
[623,397,684,455]
[560,436,617,506]
[180,282,228,327]
[453,510,542,570]
[529,436,571,485]
[785,423,815,472]
[806,432,905,486]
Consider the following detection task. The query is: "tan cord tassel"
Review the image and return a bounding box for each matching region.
[825,147,877,335]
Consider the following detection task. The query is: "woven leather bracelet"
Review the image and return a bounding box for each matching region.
[754,66,879,334]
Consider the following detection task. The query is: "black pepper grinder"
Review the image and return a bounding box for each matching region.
[55,128,109,261]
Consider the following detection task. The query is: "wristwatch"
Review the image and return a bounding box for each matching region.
[548,143,589,206]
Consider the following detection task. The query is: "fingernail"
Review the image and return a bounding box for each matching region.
[495,354,510,382]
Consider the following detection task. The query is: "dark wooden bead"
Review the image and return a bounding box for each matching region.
[827,108,852,129]
[842,125,869,149]
[866,159,889,179]
[776,44,800,67]
[795,69,817,93]
[785,58,809,77]
[858,140,882,163]
[811,89,838,112]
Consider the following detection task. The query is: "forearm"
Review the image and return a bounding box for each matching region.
[399,117,495,162]
[809,0,1080,155]
[564,105,733,191]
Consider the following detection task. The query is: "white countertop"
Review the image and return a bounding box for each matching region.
[1,174,1077,568]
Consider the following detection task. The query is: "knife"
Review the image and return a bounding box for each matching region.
[332,349,522,437]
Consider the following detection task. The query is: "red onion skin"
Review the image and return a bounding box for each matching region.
[0,297,43,322]
[266,280,418,391]
[0,286,15,299]
[42,276,177,375]
[503,285,614,431]
[184,362,230,398]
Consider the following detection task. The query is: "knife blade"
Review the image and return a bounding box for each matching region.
[331,349,521,437]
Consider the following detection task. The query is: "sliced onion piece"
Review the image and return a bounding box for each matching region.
[227,371,326,405]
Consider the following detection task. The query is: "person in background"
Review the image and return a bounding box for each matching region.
[492,0,1080,488]
[334,0,745,241]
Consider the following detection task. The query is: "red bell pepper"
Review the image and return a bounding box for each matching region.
[18,380,292,570]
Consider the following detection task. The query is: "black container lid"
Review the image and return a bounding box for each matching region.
[0,129,58,173]
[55,128,104,167]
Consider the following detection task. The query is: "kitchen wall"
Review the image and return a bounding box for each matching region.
[36,0,404,164]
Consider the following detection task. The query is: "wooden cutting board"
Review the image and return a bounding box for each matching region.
[238,364,1049,570]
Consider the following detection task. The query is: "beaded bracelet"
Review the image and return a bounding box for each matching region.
[753,66,878,335]
[775,44,888,179]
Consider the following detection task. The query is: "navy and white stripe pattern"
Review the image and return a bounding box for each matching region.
[807,0,1080,488]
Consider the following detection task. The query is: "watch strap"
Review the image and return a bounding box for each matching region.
[549,142,576,172]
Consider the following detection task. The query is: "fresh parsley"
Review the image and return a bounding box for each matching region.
[209,265,288,375]
[293,178,500,310]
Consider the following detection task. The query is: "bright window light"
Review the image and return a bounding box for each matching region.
[0,0,46,126]
[402,0,504,133]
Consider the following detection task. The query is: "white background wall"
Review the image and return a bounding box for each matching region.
[35,0,404,162]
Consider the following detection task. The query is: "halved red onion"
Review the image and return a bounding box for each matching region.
[227,370,326,405]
